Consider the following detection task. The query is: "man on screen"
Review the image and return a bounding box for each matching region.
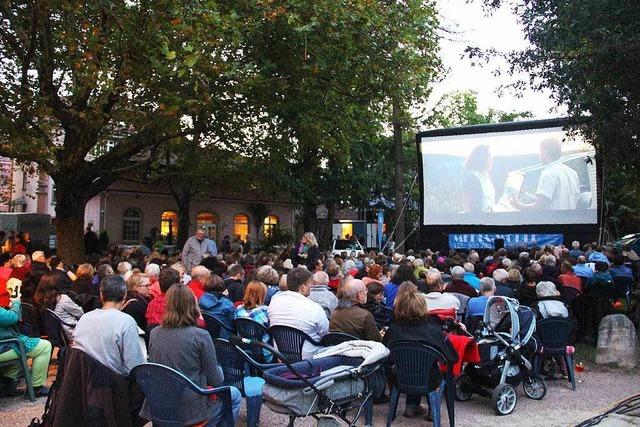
[510,138,580,210]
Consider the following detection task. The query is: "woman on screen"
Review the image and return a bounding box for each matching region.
[463,144,496,212]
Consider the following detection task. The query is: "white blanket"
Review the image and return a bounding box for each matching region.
[313,340,389,367]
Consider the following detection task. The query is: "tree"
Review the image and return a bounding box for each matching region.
[480,0,640,236]
[0,1,251,261]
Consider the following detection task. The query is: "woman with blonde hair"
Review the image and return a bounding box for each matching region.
[74,263,97,295]
[383,284,458,418]
[144,284,242,426]
[123,271,151,330]
[291,231,320,270]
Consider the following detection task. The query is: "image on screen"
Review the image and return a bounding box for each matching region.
[420,126,598,226]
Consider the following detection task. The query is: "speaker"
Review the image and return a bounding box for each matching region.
[494,238,505,251]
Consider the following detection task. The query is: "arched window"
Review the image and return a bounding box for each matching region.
[233,214,249,242]
[197,212,218,241]
[263,215,279,237]
[160,211,178,244]
[122,208,142,243]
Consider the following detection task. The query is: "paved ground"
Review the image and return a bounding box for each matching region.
[1,351,639,426]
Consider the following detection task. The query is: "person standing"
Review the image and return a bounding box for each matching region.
[291,232,320,271]
[181,228,211,272]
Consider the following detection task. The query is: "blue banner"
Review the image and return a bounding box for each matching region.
[448,233,564,249]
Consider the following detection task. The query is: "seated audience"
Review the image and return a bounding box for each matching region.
[492,268,516,298]
[329,279,381,342]
[585,261,614,299]
[308,271,338,317]
[383,284,458,418]
[268,267,329,359]
[362,264,383,287]
[199,273,235,334]
[362,282,387,325]
[423,271,460,312]
[73,276,145,376]
[224,264,245,303]
[326,262,341,292]
[384,264,416,309]
[516,268,539,307]
[466,277,495,319]
[123,271,151,331]
[188,266,211,300]
[49,256,74,289]
[255,265,280,305]
[505,269,522,291]
[610,255,634,280]
[444,266,477,298]
[234,280,271,361]
[558,261,583,293]
[573,255,594,279]
[462,263,481,290]
[34,272,84,340]
[145,263,161,297]
[532,281,568,319]
[0,288,52,397]
[146,268,180,328]
[143,284,242,426]
[74,263,97,295]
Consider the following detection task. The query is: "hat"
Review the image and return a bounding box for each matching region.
[391,253,402,263]
[283,259,294,270]
[406,255,415,262]
[536,281,560,298]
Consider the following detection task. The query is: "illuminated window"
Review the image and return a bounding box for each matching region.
[160,211,178,242]
[233,214,249,242]
[341,223,353,240]
[122,208,142,243]
[263,215,279,237]
[197,212,218,241]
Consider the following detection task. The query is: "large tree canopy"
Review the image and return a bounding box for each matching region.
[481,0,640,236]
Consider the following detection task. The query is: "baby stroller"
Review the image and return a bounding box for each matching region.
[234,336,388,427]
[454,296,546,415]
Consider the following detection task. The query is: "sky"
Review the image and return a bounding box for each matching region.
[430,0,565,120]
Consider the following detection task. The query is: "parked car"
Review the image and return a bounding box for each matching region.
[613,233,640,255]
[331,239,364,257]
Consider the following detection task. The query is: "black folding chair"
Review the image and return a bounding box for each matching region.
[613,276,634,310]
[559,286,581,306]
[203,314,235,341]
[535,317,578,390]
[321,332,359,346]
[268,325,322,363]
[387,341,455,427]
[131,363,234,427]
[40,308,73,362]
[19,302,41,337]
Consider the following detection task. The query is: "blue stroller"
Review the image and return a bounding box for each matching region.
[454,296,547,415]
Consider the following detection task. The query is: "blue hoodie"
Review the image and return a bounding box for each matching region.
[198,292,235,338]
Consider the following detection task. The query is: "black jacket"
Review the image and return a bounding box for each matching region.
[48,348,144,427]
[516,284,538,307]
[291,245,320,271]
[122,292,149,331]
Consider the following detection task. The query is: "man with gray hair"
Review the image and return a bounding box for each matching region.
[444,266,477,298]
[492,268,516,298]
[308,271,338,318]
[73,275,146,376]
[329,279,381,341]
[466,277,496,319]
[569,241,583,259]
[424,270,460,311]
[462,262,481,290]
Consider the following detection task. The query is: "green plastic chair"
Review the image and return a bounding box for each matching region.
[0,337,36,401]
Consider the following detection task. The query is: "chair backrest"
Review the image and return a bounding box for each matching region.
[612,276,633,298]
[268,325,317,363]
[389,341,447,395]
[321,332,359,346]
[560,286,581,305]
[537,317,577,353]
[19,302,41,337]
[203,314,234,341]
[214,338,247,396]
[131,363,232,427]
[41,309,70,349]
[235,318,270,362]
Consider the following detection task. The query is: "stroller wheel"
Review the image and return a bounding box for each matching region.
[316,415,340,427]
[454,374,473,401]
[491,383,517,415]
[523,375,547,400]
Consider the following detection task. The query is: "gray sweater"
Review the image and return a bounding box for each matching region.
[142,325,224,425]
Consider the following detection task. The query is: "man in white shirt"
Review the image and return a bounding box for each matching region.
[423,270,460,312]
[511,138,580,211]
[268,268,329,359]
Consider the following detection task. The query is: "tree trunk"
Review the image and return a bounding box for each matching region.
[302,203,317,235]
[392,100,405,253]
[54,184,89,265]
[175,194,192,250]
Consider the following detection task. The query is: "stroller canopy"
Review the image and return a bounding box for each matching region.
[483,296,536,345]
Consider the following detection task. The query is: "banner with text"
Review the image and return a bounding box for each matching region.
[448,233,564,249]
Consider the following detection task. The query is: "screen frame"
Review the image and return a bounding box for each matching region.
[415,117,601,250]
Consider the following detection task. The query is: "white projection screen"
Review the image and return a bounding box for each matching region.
[420,125,598,226]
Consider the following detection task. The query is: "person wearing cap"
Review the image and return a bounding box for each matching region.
[0,287,52,397]
[532,281,568,319]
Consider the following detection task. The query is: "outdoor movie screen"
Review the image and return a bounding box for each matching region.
[420,126,598,226]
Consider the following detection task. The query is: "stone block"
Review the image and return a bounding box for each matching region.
[595,314,638,369]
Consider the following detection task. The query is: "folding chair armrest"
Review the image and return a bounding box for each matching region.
[0,337,26,353]
[196,384,232,396]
